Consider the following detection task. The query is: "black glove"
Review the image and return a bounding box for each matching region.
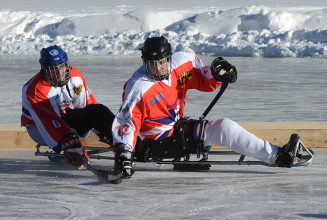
[114,144,134,178]
[210,57,237,83]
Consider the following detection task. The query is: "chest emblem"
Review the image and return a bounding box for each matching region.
[177,71,192,88]
[150,93,165,106]
[74,84,83,95]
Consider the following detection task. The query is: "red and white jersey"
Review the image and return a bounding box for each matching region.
[21,66,97,148]
[112,52,222,150]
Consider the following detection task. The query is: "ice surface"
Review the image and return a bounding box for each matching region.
[3,54,327,125]
[0,148,326,219]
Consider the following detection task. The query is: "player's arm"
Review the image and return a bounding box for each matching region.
[187,54,222,92]
[25,93,90,169]
[189,55,237,91]
[24,91,71,147]
[112,98,145,178]
[82,76,97,105]
[112,98,144,150]
[70,67,98,108]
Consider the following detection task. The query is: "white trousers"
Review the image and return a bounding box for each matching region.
[203,118,279,164]
[26,123,48,146]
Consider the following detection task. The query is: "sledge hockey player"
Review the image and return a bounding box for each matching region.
[21,45,115,169]
[111,36,305,181]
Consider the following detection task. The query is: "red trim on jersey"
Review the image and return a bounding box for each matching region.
[21,67,97,147]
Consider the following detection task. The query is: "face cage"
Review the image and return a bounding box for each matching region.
[41,62,71,87]
[143,56,172,81]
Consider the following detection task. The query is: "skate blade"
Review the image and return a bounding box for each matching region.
[291,137,314,167]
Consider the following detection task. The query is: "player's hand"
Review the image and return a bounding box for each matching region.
[60,133,89,169]
[210,57,237,83]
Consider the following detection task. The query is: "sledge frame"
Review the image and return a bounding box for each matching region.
[34,137,314,168]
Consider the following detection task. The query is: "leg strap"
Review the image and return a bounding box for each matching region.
[193,119,208,158]
[174,117,192,150]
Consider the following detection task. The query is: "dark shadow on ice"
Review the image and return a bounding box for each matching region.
[134,168,277,175]
[78,179,109,186]
[33,170,89,179]
[299,214,327,219]
[0,158,92,179]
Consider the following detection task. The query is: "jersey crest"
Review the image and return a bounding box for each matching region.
[74,84,83,95]
[177,71,192,88]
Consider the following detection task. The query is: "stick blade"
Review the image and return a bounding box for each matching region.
[97,169,123,184]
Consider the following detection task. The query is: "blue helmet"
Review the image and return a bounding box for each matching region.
[39,45,71,87]
[39,45,68,67]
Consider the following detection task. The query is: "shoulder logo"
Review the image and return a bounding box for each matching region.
[195,55,201,63]
[49,49,59,56]
[119,104,130,116]
[177,71,192,88]
[74,84,83,95]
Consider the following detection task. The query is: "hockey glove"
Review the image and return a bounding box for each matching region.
[114,143,134,178]
[59,133,89,169]
[210,57,237,83]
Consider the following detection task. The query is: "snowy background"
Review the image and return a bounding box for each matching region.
[1,0,327,57]
[1,0,327,124]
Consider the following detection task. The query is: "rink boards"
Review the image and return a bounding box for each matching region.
[1,123,327,149]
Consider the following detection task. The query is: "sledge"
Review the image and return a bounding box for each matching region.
[34,135,314,184]
[34,135,314,168]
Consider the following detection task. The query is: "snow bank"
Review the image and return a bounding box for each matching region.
[1,5,327,57]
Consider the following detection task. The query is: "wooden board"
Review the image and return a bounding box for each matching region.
[1,123,327,149]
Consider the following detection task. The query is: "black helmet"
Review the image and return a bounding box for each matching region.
[141,36,172,81]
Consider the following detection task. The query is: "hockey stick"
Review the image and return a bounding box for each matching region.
[195,80,228,158]
[200,80,228,119]
[35,145,122,183]
[84,161,123,183]
[83,150,123,183]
